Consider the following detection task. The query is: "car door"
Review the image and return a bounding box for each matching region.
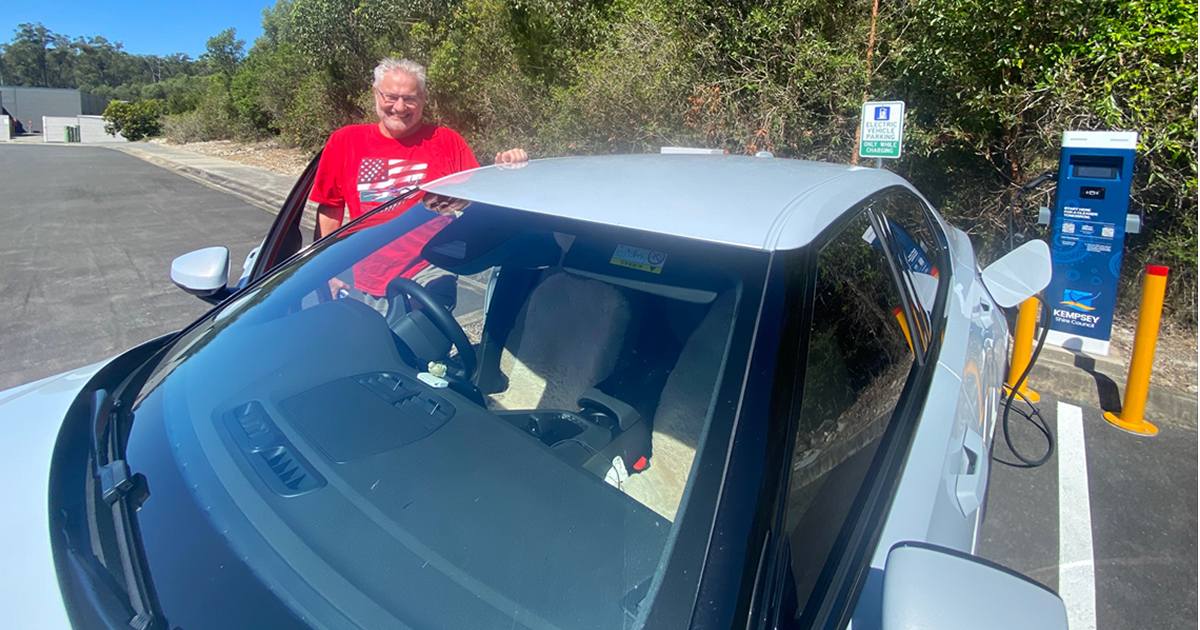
[877,191,1003,551]
[751,194,949,629]
[869,190,997,544]
[236,152,322,288]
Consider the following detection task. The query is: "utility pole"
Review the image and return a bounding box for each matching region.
[851,0,882,166]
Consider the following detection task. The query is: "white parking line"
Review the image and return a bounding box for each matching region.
[1057,401,1097,630]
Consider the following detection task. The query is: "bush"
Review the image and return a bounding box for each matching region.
[541,5,702,155]
[161,110,216,143]
[102,99,165,141]
[279,71,344,150]
[138,75,209,114]
[162,76,252,143]
[140,1,1199,326]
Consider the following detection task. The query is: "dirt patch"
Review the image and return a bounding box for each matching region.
[1109,316,1198,395]
[152,138,313,177]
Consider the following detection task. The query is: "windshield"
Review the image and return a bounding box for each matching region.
[123,195,769,629]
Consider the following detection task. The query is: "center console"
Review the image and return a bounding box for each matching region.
[495,388,651,479]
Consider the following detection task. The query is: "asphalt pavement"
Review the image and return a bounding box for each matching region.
[979,358,1197,629]
[0,143,274,389]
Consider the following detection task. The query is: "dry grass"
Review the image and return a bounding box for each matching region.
[1109,316,1198,395]
[154,138,313,177]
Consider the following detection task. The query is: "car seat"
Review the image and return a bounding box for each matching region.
[620,291,736,521]
[487,270,633,411]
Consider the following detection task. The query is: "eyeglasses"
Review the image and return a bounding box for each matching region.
[375,88,423,106]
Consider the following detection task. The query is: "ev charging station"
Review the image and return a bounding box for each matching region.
[1043,130,1139,355]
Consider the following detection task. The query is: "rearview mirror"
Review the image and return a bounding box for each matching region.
[981,239,1052,308]
[882,542,1067,630]
[171,246,230,303]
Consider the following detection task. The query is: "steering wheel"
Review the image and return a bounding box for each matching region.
[384,276,477,380]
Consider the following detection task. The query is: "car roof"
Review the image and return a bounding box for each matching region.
[421,154,919,250]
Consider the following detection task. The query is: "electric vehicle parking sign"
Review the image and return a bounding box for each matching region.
[859,101,905,159]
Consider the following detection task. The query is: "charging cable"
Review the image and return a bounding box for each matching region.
[994,293,1055,467]
[992,170,1059,468]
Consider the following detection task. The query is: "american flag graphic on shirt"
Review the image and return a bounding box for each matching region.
[357,158,428,204]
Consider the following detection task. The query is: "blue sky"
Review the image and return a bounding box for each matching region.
[2,1,273,58]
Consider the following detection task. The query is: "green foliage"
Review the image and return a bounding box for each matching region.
[5,4,1195,324]
[678,0,871,158]
[1,23,71,87]
[0,23,202,90]
[138,75,209,114]
[101,99,165,141]
[540,3,701,155]
[885,0,1197,322]
[425,0,553,155]
[280,71,343,148]
[202,28,245,82]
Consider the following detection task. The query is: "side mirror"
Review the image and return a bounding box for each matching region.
[981,239,1052,308]
[171,246,231,303]
[882,542,1067,630]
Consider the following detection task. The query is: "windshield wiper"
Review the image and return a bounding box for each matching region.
[90,388,163,630]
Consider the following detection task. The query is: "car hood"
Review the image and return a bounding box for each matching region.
[0,362,106,629]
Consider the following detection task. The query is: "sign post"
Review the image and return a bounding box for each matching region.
[858,100,906,166]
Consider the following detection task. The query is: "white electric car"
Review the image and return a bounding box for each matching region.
[1,154,1063,629]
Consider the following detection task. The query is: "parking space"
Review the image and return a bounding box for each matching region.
[979,384,1197,629]
[0,144,274,390]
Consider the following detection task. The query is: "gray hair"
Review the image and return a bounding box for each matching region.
[373,58,427,95]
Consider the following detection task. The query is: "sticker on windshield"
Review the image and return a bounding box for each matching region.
[610,244,667,274]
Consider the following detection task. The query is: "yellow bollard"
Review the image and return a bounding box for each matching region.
[893,306,914,354]
[1005,297,1041,403]
[1103,265,1169,436]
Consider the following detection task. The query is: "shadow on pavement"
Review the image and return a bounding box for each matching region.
[1071,354,1122,413]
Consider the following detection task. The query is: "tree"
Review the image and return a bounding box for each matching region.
[884,0,1197,319]
[202,28,245,81]
[3,23,55,87]
[72,36,122,89]
[102,99,165,141]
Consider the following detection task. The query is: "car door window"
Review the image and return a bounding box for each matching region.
[867,191,948,347]
[773,209,918,626]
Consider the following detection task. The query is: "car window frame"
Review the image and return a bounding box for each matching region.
[635,247,775,629]
[248,151,321,281]
[866,206,931,362]
[866,188,952,358]
[748,190,952,630]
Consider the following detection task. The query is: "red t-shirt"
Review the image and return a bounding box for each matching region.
[310,123,479,295]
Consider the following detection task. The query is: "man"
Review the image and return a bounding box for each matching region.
[309,57,526,300]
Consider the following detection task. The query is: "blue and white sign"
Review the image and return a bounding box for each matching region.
[859,100,905,159]
[1044,130,1138,355]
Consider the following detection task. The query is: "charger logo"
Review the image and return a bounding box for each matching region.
[1061,289,1099,312]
